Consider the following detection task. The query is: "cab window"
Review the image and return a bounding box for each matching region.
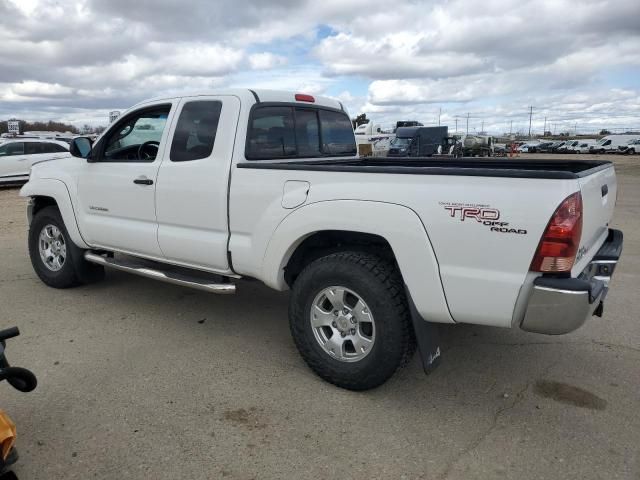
[170,101,222,162]
[101,105,171,162]
[246,105,356,160]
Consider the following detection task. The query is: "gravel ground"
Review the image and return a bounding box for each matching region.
[0,153,638,479]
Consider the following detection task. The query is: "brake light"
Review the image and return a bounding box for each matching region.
[295,93,315,103]
[530,192,583,273]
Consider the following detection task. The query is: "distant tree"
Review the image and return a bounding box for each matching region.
[544,131,552,137]
[0,118,79,134]
[599,129,611,135]
[351,113,369,129]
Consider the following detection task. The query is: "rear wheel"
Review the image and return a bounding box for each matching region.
[28,206,104,288]
[289,251,415,390]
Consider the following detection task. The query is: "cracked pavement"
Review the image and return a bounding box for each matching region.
[1,154,639,479]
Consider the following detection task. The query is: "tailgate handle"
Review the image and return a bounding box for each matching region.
[601,184,608,197]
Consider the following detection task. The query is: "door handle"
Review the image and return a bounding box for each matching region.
[133,177,153,185]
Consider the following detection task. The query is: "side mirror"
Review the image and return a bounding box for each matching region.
[70,137,93,159]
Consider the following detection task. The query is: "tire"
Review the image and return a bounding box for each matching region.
[289,251,415,391]
[629,149,635,155]
[28,206,104,288]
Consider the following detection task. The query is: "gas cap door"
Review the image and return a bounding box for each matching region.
[282,180,310,209]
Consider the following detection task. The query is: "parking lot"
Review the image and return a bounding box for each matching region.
[1,153,638,480]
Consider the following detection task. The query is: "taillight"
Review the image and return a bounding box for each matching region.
[530,192,583,273]
[295,93,315,103]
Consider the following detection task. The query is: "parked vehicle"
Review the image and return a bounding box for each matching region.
[460,134,494,156]
[557,140,579,153]
[0,139,69,184]
[529,141,553,153]
[354,122,395,157]
[550,141,570,153]
[573,140,597,154]
[20,89,623,390]
[618,139,640,155]
[517,141,541,153]
[590,135,640,154]
[387,126,449,157]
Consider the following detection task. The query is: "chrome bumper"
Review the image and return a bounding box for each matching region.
[520,229,623,335]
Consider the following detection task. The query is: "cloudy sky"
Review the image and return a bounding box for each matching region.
[1,0,639,134]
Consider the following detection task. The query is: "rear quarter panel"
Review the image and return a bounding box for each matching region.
[229,165,581,328]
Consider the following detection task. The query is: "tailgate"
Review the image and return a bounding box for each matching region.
[573,165,617,274]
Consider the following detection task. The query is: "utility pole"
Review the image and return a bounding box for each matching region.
[528,106,534,138]
[481,120,484,134]
[466,113,470,134]
[543,116,547,136]
[574,123,578,135]
[509,120,513,136]
[455,118,458,132]
[438,107,441,126]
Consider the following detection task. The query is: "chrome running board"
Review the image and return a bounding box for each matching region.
[84,252,236,294]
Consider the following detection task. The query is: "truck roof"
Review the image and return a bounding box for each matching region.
[133,89,344,112]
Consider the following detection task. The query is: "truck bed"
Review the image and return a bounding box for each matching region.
[237,157,612,180]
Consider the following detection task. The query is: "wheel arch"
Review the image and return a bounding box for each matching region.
[20,179,89,249]
[262,200,454,324]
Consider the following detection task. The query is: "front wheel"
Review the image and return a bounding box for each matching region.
[28,206,104,288]
[289,251,415,390]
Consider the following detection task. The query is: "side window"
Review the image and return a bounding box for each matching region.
[25,142,44,155]
[604,140,611,146]
[0,142,24,156]
[170,101,222,162]
[319,110,357,155]
[47,143,68,153]
[246,107,296,159]
[101,105,171,162]
[295,108,320,157]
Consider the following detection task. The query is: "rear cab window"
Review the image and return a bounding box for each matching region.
[246,104,356,160]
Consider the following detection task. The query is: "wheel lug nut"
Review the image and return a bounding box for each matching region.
[340,332,346,337]
[350,328,356,335]
[332,321,337,328]
[350,317,356,324]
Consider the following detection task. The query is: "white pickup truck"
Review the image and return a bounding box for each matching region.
[20,90,623,390]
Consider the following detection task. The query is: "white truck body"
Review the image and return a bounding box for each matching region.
[590,134,640,154]
[19,89,623,389]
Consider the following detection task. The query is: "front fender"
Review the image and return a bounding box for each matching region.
[262,200,454,324]
[19,178,89,249]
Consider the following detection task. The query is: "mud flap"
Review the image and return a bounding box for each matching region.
[405,288,442,374]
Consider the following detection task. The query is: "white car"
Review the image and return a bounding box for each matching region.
[0,138,70,184]
[573,140,597,154]
[19,89,623,390]
[516,141,540,153]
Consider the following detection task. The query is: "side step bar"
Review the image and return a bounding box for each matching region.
[84,252,236,294]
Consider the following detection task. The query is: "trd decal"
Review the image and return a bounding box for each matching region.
[440,202,527,235]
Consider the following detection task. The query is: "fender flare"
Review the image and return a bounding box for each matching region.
[19,178,89,249]
[262,200,454,324]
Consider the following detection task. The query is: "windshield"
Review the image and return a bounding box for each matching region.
[390,137,411,147]
[597,138,608,145]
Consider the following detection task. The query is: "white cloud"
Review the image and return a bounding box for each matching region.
[248,52,288,70]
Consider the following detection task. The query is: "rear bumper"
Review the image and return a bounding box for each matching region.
[520,229,623,335]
